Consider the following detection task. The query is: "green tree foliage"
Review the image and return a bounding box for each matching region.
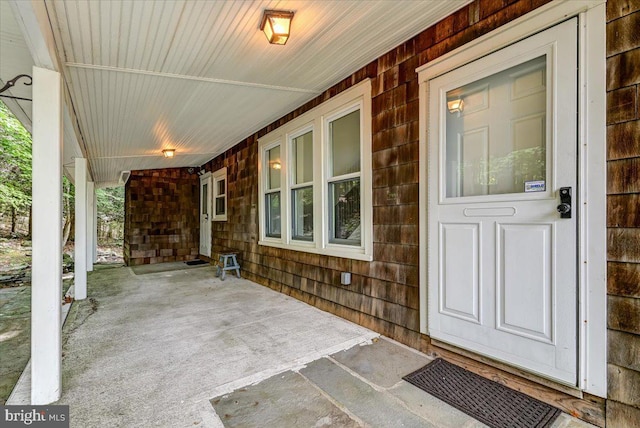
[62,176,74,245]
[1,101,124,243]
[97,187,124,223]
[0,101,32,214]
[96,186,124,242]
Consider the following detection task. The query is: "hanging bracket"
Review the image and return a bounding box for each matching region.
[0,74,33,101]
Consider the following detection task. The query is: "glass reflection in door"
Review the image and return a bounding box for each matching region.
[445,55,548,198]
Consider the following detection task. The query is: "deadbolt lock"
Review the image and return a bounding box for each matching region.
[557,187,572,218]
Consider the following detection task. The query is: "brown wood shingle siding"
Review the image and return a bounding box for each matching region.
[123,168,199,266]
[607,0,640,426]
[608,262,640,298]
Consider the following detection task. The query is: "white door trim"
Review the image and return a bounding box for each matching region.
[417,1,606,396]
[200,172,212,258]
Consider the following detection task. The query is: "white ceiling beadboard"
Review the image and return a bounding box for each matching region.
[30,1,470,185]
[1,1,84,181]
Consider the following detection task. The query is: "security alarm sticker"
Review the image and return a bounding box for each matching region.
[524,180,546,192]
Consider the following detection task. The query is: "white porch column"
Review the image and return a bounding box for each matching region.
[86,181,95,271]
[93,188,98,263]
[74,158,88,300]
[31,66,63,405]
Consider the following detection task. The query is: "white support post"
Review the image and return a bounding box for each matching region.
[31,66,63,405]
[74,158,88,300]
[93,189,98,263]
[86,181,95,272]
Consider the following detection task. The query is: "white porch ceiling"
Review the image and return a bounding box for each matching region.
[0,1,33,129]
[1,0,85,181]
[2,0,471,186]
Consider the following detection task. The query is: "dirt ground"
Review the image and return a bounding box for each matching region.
[0,234,123,404]
[0,284,31,404]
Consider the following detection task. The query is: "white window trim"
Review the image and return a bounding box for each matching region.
[416,1,606,397]
[212,167,227,221]
[258,79,373,261]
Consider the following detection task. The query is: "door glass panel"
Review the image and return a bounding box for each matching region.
[445,55,547,198]
[201,183,208,215]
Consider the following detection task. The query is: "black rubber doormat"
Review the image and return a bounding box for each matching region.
[403,358,561,428]
[185,259,208,266]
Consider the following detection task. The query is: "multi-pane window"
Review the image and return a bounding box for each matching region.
[212,167,227,221]
[215,179,225,215]
[291,130,314,241]
[328,109,361,246]
[265,145,282,238]
[258,80,372,261]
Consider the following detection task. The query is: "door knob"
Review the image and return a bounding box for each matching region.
[557,187,572,218]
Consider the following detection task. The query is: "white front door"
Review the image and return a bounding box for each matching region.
[200,173,212,258]
[428,19,578,384]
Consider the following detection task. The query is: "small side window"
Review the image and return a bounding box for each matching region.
[212,167,227,221]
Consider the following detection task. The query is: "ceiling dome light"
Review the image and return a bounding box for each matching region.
[162,149,175,158]
[260,10,294,45]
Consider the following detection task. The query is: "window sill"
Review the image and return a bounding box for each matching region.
[258,239,373,262]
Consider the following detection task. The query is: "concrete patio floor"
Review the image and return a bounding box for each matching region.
[10,263,596,427]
